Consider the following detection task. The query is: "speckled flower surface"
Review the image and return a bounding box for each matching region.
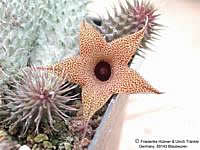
[39,21,161,123]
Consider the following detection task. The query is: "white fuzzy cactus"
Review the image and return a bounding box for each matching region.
[0,0,90,84]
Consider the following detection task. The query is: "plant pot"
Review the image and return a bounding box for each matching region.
[89,94,128,150]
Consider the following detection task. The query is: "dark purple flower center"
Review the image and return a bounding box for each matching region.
[94,61,111,81]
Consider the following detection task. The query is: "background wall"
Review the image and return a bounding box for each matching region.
[90,0,200,149]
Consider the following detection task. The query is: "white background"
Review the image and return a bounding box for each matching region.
[89,0,200,149]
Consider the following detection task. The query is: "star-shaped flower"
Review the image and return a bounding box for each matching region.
[39,21,161,123]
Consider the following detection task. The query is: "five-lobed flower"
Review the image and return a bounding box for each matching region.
[38,20,161,124]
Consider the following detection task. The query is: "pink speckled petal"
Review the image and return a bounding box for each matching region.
[44,56,94,86]
[110,26,145,66]
[111,66,161,94]
[82,83,113,122]
[80,21,112,58]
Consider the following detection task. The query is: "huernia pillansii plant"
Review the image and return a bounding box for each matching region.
[0,67,78,136]
[88,0,161,58]
[38,20,161,130]
[0,0,90,85]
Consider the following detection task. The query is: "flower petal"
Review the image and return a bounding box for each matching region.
[112,66,161,94]
[110,26,146,65]
[80,21,110,57]
[82,83,113,122]
[39,56,94,86]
